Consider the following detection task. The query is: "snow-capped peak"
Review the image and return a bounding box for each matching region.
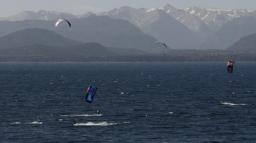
[183,6,250,30]
[4,10,76,21]
[146,8,158,13]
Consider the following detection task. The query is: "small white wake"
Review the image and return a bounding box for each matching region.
[10,121,43,125]
[73,121,130,127]
[60,114,103,117]
[73,121,117,127]
[27,121,43,125]
[221,101,247,106]
[10,122,21,125]
[168,112,174,114]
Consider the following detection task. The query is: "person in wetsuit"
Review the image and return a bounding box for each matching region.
[226,60,235,73]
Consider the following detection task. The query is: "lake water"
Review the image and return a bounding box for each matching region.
[1,62,256,143]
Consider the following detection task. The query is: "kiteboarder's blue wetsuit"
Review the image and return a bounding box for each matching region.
[85,85,97,103]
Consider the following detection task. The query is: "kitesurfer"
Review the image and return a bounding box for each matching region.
[85,85,97,103]
[226,60,235,73]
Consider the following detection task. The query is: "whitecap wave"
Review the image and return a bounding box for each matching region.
[221,101,247,106]
[10,122,21,125]
[73,121,117,127]
[27,121,43,125]
[60,114,103,117]
[122,121,130,124]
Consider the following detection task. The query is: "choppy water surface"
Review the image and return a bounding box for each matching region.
[1,62,256,143]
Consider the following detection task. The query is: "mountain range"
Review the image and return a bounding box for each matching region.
[228,33,256,53]
[0,15,159,52]
[0,4,256,55]
[0,28,117,61]
[0,10,76,21]
[104,6,200,49]
[0,28,164,61]
[103,5,256,50]
[0,28,255,61]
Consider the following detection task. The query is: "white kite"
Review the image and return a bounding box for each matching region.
[55,18,71,28]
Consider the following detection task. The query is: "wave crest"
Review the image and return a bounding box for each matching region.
[61,114,103,117]
[73,121,117,127]
[221,101,247,106]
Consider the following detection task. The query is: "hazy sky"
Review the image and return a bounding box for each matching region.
[1,0,256,17]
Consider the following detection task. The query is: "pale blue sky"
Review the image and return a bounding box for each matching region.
[0,0,255,17]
